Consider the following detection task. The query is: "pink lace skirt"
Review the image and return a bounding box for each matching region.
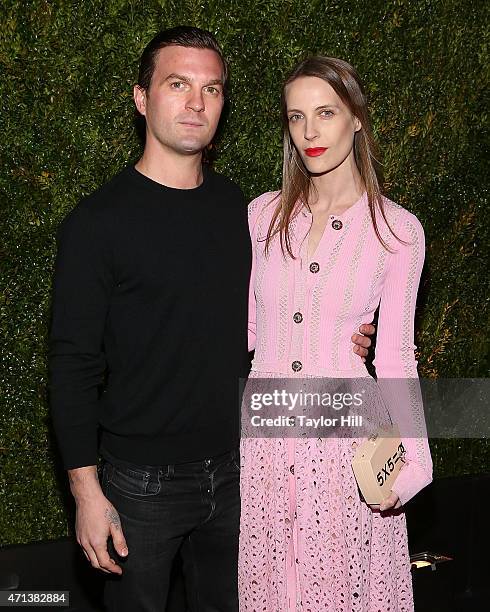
[239,434,414,611]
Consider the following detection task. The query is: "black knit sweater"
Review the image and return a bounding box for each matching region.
[49,165,251,469]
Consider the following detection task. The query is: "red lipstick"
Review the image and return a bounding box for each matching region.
[305,147,328,157]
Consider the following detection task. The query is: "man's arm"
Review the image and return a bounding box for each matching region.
[49,202,127,572]
[69,467,127,574]
[49,204,112,467]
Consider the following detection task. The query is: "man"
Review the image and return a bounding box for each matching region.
[49,26,374,611]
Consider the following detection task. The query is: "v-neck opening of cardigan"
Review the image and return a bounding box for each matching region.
[302,191,367,261]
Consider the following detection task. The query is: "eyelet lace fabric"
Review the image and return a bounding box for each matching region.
[240,192,432,611]
[240,434,414,612]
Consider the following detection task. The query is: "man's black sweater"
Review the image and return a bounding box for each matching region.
[49,165,251,469]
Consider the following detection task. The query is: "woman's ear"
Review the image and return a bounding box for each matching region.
[354,116,362,132]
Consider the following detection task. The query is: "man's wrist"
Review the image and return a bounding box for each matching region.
[68,465,102,501]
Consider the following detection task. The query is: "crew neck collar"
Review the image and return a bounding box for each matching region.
[127,164,211,196]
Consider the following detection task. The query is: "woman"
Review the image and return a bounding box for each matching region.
[239,57,432,611]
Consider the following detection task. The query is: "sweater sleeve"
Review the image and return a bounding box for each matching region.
[373,211,433,505]
[49,202,114,470]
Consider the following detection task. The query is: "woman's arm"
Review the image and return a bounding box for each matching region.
[246,192,277,353]
[373,210,433,506]
[247,204,257,353]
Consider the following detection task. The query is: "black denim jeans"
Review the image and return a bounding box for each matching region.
[100,448,240,612]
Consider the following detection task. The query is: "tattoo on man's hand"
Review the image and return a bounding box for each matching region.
[105,507,121,530]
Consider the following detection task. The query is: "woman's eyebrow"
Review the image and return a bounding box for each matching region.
[287,104,340,113]
[315,104,340,110]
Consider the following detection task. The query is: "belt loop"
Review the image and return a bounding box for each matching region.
[163,464,174,480]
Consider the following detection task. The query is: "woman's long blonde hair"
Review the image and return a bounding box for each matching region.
[266,56,403,257]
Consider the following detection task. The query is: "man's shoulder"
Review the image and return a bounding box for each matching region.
[80,165,135,211]
[206,166,244,199]
[57,166,134,239]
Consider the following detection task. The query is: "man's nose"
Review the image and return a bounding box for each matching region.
[186,90,205,112]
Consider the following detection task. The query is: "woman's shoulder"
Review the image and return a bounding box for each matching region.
[248,190,281,227]
[379,195,425,242]
[248,190,281,215]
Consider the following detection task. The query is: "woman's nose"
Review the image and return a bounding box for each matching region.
[303,120,319,141]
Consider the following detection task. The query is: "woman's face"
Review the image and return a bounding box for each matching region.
[285,76,361,175]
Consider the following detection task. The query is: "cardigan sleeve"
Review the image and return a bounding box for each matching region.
[246,191,282,352]
[247,193,273,352]
[373,210,433,505]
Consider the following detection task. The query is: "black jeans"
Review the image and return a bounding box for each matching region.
[100,448,240,612]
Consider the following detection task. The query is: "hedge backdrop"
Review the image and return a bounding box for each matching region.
[0,0,488,545]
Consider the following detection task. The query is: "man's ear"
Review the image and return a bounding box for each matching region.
[133,85,147,116]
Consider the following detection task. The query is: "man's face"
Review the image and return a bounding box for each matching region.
[134,45,225,156]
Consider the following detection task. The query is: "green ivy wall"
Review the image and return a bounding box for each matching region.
[0,0,488,544]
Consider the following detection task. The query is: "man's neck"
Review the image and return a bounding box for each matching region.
[135,144,204,190]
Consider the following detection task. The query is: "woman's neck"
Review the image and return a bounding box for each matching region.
[308,154,364,215]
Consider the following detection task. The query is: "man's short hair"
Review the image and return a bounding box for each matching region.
[137,25,229,94]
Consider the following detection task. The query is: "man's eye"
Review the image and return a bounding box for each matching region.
[170,82,186,89]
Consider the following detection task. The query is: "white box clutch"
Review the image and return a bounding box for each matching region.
[351,426,406,505]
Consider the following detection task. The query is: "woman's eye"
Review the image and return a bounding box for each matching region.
[289,114,302,122]
[320,110,334,118]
